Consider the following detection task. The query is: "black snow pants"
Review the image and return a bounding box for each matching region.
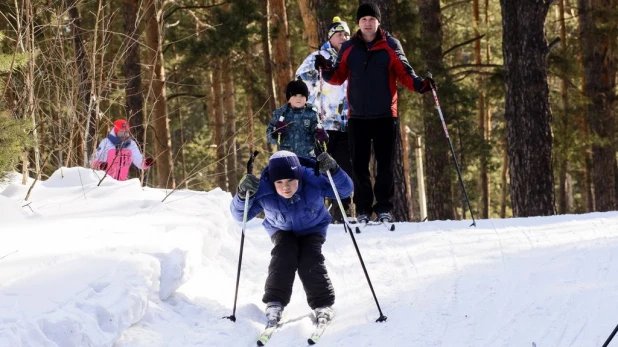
[347,117,397,215]
[262,231,335,309]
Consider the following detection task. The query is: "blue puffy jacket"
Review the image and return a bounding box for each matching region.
[229,158,353,237]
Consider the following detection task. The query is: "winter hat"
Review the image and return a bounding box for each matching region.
[357,2,381,22]
[327,16,350,40]
[268,151,302,183]
[113,119,130,133]
[285,79,309,100]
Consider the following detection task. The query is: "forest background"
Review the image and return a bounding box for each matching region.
[0,0,616,222]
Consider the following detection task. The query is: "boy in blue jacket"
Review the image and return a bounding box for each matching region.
[229,150,353,325]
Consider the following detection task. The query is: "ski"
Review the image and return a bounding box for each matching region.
[307,317,332,345]
[355,220,395,233]
[256,322,280,346]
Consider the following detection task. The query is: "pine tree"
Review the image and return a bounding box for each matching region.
[0,33,31,179]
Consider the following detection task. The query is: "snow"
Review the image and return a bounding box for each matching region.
[1,166,617,347]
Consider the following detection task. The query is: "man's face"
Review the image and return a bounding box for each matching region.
[329,31,350,51]
[359,16,379,37]
[274,178,299,198]
[289,94,307,109]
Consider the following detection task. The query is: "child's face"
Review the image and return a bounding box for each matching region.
[274,178,299,198]
[117,130,131,141]
[329,31,350,51]
[289,94,307,109]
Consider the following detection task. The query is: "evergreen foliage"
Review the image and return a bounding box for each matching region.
[0,32,31,180]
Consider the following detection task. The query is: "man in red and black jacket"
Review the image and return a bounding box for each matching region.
[316,2,434,224]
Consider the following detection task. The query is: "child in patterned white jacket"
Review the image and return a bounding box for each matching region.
[295,16,354,223]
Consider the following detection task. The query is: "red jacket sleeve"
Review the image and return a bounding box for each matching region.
[388,38,425,93]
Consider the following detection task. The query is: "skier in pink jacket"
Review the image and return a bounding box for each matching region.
[91,119,153,181]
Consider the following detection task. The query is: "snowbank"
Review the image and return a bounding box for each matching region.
[0,167,237,347]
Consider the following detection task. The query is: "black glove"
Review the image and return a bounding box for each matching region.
[314,54,332,71]
[144,157,154,169]
[272,120,289,138]
[418,77,436,94]
[238,174,260,198]
[317,152,339,174]
[314,128,329,145]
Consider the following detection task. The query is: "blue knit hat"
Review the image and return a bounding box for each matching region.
[268,151,302,183]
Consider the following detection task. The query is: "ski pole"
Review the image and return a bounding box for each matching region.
[427,72,476,227]
[324,168,387,322]
[316,67,328,155]
[602,322,618,347]
[276,115,284,144]
[142,167,151,188]
[223,150,259,322]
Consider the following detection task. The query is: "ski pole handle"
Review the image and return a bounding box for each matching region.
[276,116,285,145]
[247,150,259,175]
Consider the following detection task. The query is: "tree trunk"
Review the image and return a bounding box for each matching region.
[261,0,278,112]
[204,70,215,185]
[144,0,175,189]
[556,0,571,214]
[500,144,508,218]
[245,59,255,154]
[224,63,238,192]
[315,1,341,44]
[297,0,319,49]
[473,0,489,218]
[419,0,453,220]
[578,0,617,212]
[24,0,40,174]
[123,0,145,145]
[65,0,90,166]
[270,0,293,106]
[213,59,227,191]
[401,122,414,220]
[500,0,555,217]
[392,120,411,221]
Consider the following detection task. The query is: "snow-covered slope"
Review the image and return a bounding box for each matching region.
[1,167,617,347]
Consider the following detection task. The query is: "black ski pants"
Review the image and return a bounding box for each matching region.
[262,231,335,310]
[326,130,353,211]
[347,117,397,215]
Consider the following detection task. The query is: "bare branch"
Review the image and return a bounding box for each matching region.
[163,2,230,21]
[167,93,206,101]
[446,63,503,71]
[443,35,485,57]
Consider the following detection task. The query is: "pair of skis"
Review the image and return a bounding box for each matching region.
[257,317,331,346]
[353,219,396,233]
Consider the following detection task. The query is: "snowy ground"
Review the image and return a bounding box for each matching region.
[1,167,617,347]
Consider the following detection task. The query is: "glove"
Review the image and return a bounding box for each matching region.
[143,157,154,169]
[418,77,436,94]
[272,121,289,138]
[93,161,107,171]
[314,54,332,71]
[317,152,339,174]
[238,174,260,198]
[315,128,329,145]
